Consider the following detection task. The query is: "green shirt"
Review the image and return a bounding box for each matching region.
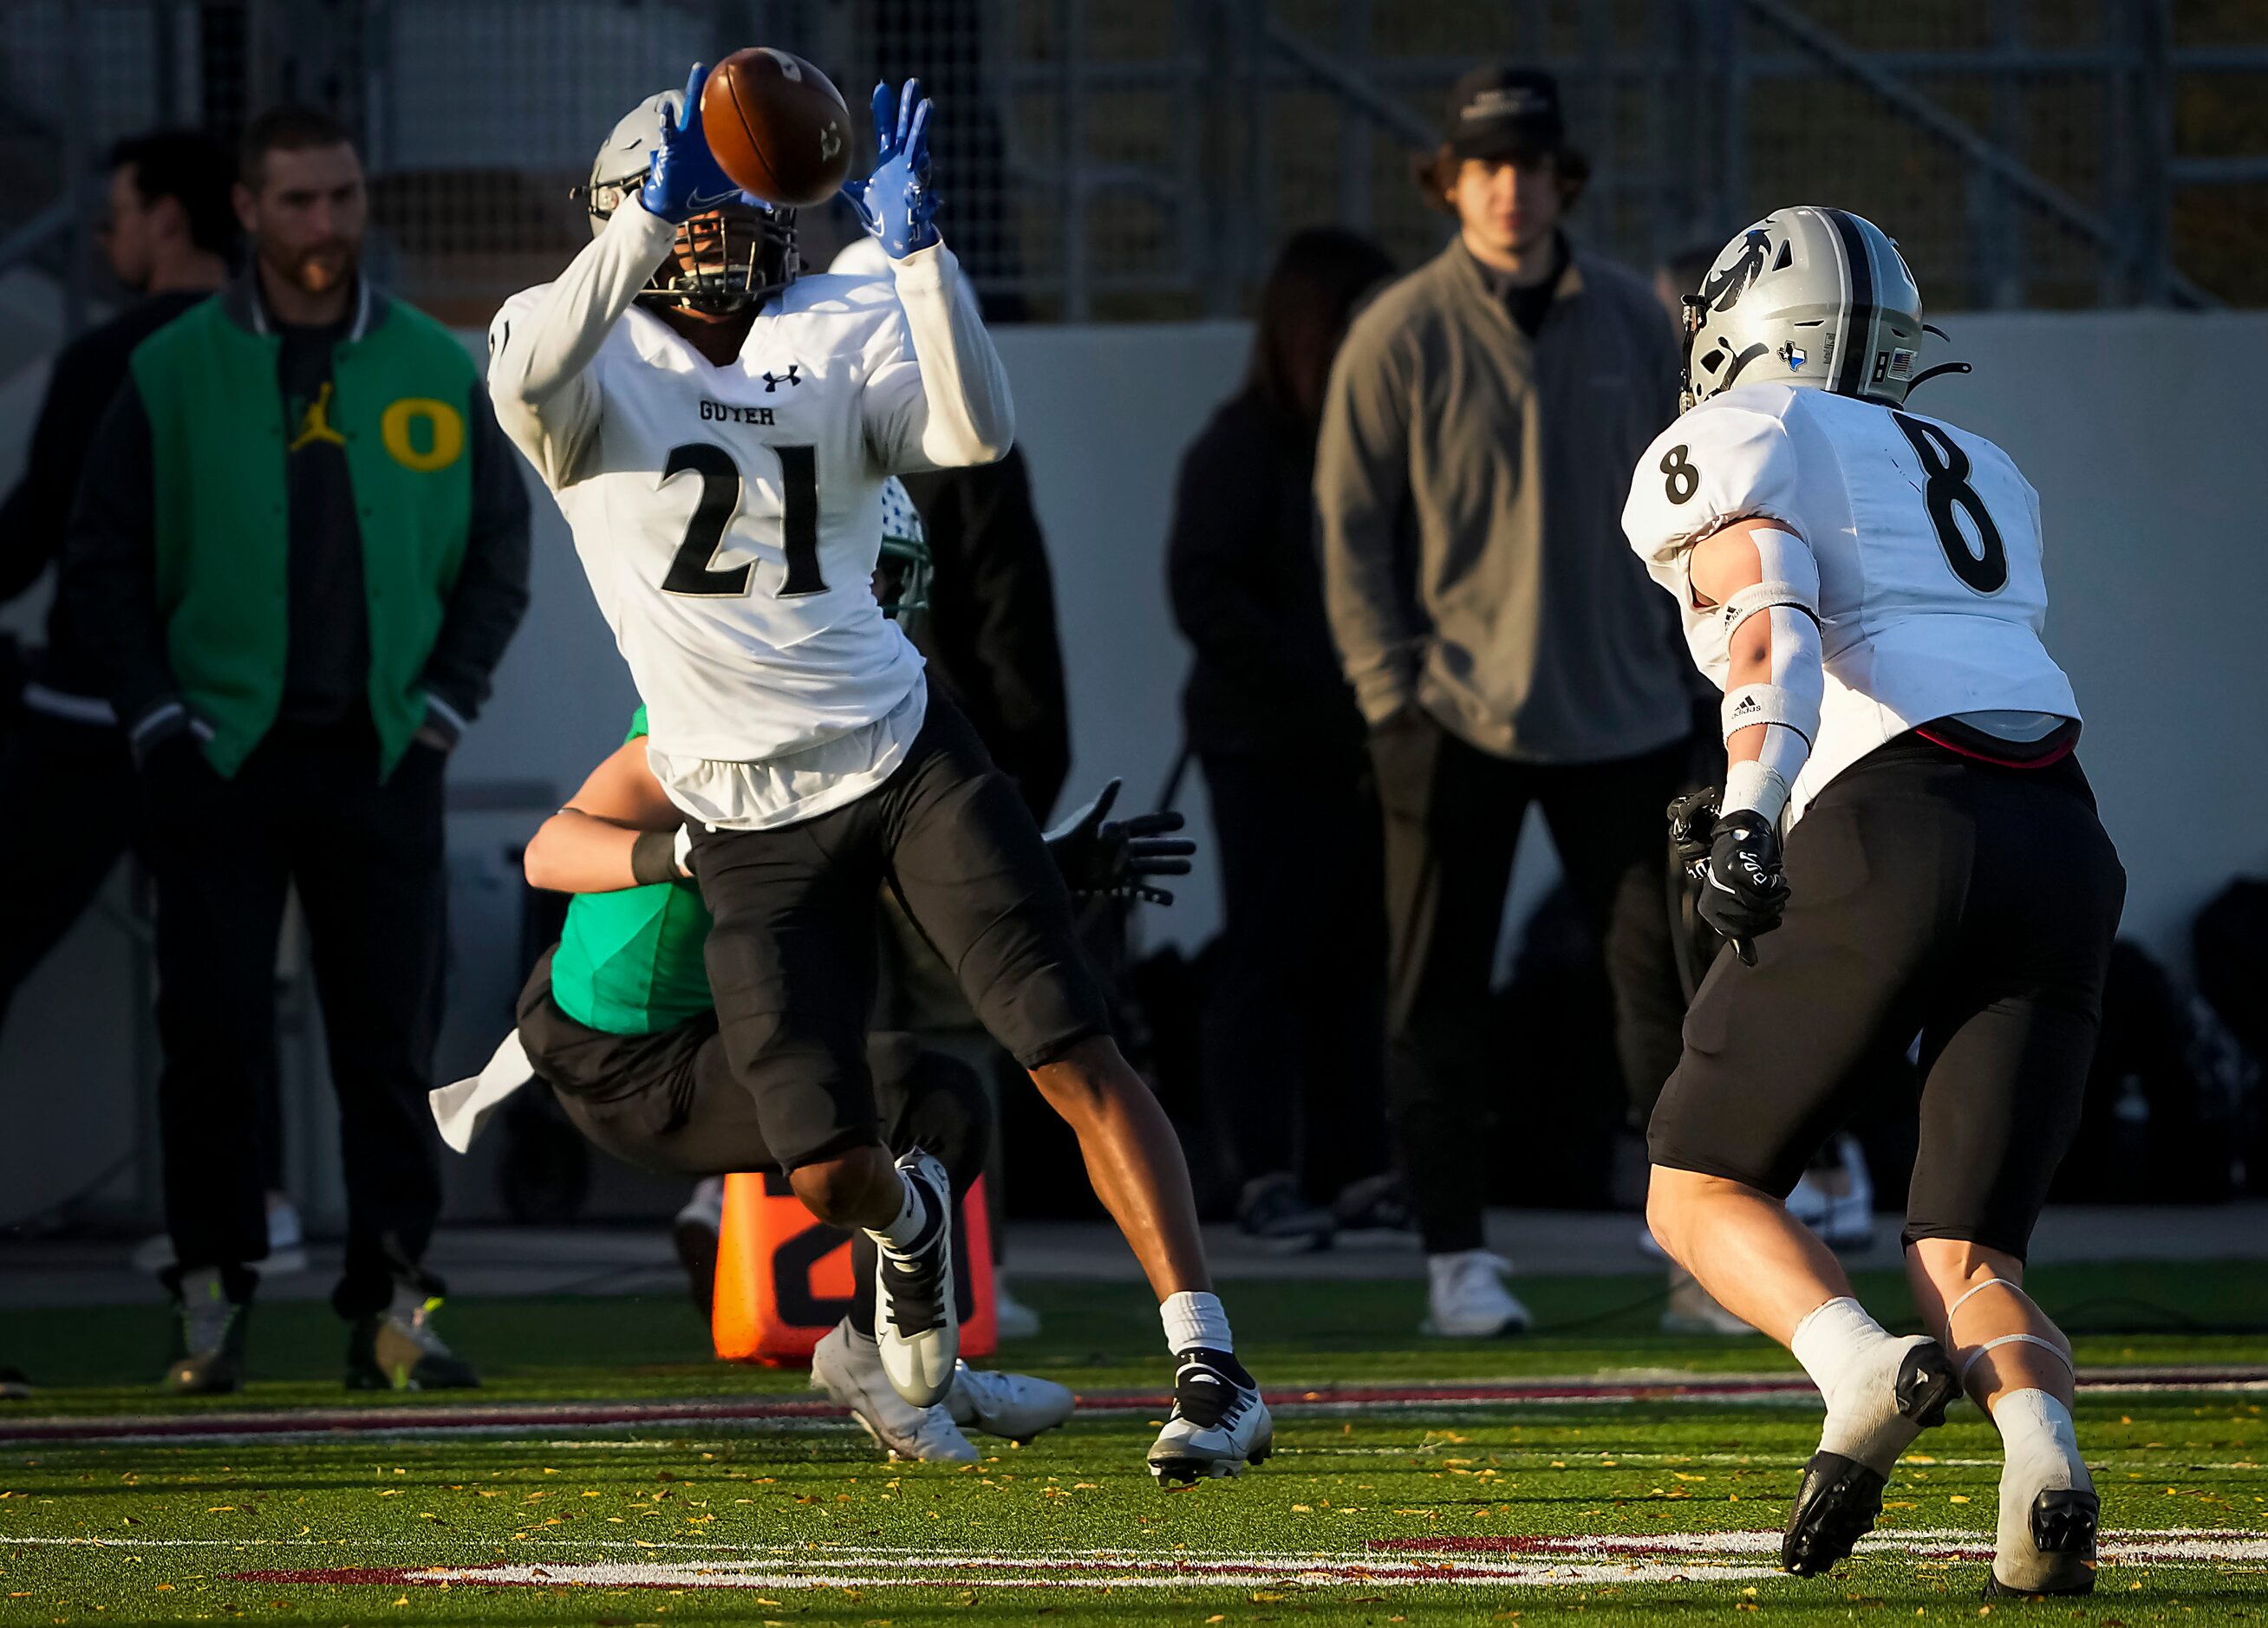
[548,708,715,1036]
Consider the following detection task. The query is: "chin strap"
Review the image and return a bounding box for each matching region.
[1904,360,1974,394]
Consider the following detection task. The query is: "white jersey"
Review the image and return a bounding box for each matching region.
[488,199,1014,827]
[1622,383,2077,823]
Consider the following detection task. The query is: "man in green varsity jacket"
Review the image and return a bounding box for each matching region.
[62,105,531,1395]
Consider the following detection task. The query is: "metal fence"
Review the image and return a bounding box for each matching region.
[3,0,2265,336]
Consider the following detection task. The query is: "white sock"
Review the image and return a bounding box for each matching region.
[863,1169,937,1255]
[1789,1296,1932,1475]
[1991,1389,2093,1589]
[1161,1291,1233,1355]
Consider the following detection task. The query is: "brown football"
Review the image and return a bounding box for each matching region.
[700,48,852,209]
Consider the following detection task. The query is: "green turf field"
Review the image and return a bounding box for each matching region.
[3,1267,2265,1625]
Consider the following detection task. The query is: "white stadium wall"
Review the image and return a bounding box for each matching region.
[0,308,2263,1224]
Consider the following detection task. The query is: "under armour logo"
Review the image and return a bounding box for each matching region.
[761,365,801,392]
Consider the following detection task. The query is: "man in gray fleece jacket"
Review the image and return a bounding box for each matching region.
[1316,65,1697,1338]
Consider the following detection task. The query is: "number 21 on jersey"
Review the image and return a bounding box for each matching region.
[658,441,828,600]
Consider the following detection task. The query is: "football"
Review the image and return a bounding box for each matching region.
[699,47,852,208]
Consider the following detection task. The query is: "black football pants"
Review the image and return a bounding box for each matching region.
[1371,713,1689,1254]
[143,718,447,1319]
[1198,746,1390,1200]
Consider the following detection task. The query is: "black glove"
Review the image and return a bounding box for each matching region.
[1043,778,1196,906]
[1697,809,1789,963]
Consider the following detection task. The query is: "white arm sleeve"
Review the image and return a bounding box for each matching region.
[1718,526,1823,825]
[863,240,1016,472]
[486,199,677,488]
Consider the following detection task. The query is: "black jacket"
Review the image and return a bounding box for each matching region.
[0,290,212,713]
[898,446,1071,823]
[1168,387,1366,758]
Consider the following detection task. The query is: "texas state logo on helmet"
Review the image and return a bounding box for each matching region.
[1679,207,1942,413]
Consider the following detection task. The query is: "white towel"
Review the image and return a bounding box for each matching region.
[429,1029,537,1153]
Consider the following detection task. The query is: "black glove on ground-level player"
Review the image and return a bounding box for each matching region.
[1698,808,1789,961]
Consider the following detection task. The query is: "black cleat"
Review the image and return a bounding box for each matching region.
[1782,1341,1959,1577]
[1984,1488,2100,1599]
[1894,1340,1960,1429]
[1782,1450,1885,1576]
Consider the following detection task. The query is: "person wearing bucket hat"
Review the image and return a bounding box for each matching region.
[1317,63,1698,1341]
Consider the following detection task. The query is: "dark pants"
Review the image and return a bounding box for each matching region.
[1198,747,1389,1200]
[1651,737,2124,1258]
[143,719,448,1319]
[1371,712,1689,1254]
[0,713,290,1188]
[518,949,994,1339]
[0,713,139,1025]
[688,687,1111,1174]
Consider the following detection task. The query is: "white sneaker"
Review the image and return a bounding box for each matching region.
[945,1360,1073,1442]
[993,1273,1042,1340]
[1659,1264,1753,1335]
[1822,1135,1874,1249]
[811,1321,975,1464]
[1791,1136,1874,1252]
[874,1149,957,1407]
[1147,1351,1272,1484]
[1422,1250,1534,1338]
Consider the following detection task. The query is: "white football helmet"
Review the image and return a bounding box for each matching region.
[876,477,932,632]
[579,88,797,314]
[1680,206,1962,414]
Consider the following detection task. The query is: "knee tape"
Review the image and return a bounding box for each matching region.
[1943,1276,2073,1386]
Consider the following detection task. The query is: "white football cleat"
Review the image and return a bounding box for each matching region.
[1147,1351,1272,1485]
[992,1273,1043,1340]
[945,1360,1074,1442]
[873,1149,957,1407]
[811,1321,976,1464]
[1422,1250,1534,1338]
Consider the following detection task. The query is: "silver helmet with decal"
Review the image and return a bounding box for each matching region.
[1679,207,1958,414]
[577,88,798,314]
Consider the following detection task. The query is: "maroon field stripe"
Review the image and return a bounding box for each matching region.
[7,1368,2264,1443]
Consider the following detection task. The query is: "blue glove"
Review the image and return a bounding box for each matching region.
[641,63,744,225]
[844,78,938,257]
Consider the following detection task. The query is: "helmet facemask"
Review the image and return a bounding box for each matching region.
[578,88,799,316]
[657,204,798,315]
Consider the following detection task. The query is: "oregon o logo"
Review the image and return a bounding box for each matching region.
[381,397,465,472]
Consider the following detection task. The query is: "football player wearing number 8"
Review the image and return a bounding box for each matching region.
[486,68,1269,1482]
[1622,207,2125,1595]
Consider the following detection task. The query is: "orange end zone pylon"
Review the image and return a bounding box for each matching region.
[711,1169,996,1365]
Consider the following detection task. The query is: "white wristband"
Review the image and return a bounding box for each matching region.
[1723,758,1790,828]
